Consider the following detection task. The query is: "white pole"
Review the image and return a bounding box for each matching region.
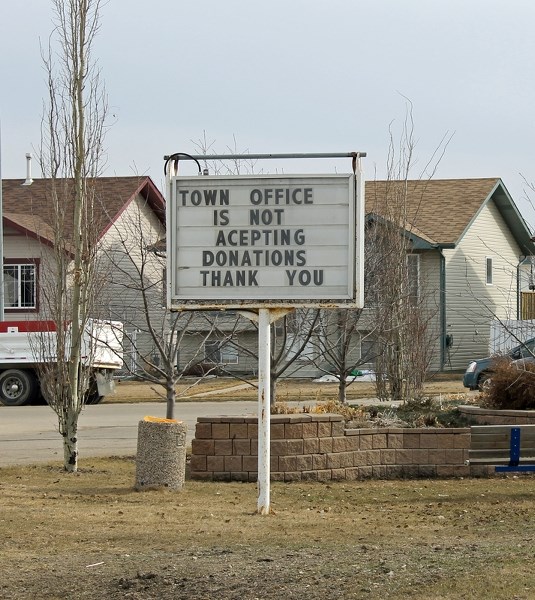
[257,307,271,514]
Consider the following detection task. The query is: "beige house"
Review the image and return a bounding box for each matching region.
[366,177,535,372]
[177,177,535,376]
[1,176,167,371]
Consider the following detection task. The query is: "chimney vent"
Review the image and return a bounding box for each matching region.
[22,153,33,186]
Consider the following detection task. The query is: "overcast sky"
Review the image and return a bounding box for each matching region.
[2,0,535,224]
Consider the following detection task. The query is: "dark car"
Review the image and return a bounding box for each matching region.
[463,337,535,390]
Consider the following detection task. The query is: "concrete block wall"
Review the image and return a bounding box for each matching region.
[190,414,487,481]
[458,405,535,425]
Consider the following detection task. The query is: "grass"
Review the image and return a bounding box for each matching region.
[110,374,468,404]
[1,457,534,599]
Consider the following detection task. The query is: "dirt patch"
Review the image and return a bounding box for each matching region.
[1,457,534,599]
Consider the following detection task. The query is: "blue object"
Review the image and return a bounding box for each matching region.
[495,427,535,472]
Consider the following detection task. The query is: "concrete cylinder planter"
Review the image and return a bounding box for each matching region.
[135,416,187,491]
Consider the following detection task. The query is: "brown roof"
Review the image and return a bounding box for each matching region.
[1,176,165,246]
[3,175,530,253]
[365,177,502,246]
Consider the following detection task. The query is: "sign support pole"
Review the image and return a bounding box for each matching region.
[239,307,292,514]
[257,307,271,515]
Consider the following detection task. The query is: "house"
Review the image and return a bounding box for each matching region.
[5,174,531,379]
[1,175,167,370]
[177,177,535,376]
[365,177,535,372]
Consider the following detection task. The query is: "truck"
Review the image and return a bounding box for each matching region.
[0,319,123,406]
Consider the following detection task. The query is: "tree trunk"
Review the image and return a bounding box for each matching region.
[62,410,78,472]
[338,377,347,404]
[166,377,176,420]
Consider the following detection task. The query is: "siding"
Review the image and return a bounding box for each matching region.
[443,200,521,370]
[96,195,166,366]
[418,250,442,372]
[178,329,258,375]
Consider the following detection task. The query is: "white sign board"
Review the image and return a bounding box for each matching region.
[167,174,363,310]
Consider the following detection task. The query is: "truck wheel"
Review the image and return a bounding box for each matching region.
[0,369,38,406]
[84,377,104,405]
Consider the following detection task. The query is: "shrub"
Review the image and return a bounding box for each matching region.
[481,357,535,410]
[310,399,367,422]
[182,362,226,377]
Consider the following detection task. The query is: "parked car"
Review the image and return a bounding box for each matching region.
[463,337,535,390]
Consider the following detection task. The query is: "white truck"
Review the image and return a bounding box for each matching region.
[0,319,123,407]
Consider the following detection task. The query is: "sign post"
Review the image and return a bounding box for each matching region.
[166,153,365,513]
[257,307,271,514]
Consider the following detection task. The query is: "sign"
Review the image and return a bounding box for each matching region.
[167,174,363,309]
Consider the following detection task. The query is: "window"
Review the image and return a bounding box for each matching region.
[486,257,493,285]
[407,254,420,305]
[360,333,378,366]
[220,344,238,364]
[4,261,37,310]
[204,340,238,364]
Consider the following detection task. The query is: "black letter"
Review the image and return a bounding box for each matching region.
[249,270,259,285]
[250,189,263,205]
[214,209,229,226]
[202,251,214,266]
[286,270,296,285]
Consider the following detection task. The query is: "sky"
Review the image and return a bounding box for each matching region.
[2,0,535,224]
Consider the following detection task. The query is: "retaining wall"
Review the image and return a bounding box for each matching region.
[458,405,535,425]
[190,414,493,481]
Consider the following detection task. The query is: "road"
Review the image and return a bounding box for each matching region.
[0,400,313,467]
[0,395,394,467]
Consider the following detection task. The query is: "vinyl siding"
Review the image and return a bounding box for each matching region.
[178,329,258,375]
[96,195,166,365]
[418,250,442,372]
[443,199,521,370]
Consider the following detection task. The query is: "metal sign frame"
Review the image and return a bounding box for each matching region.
[167,171,364,311]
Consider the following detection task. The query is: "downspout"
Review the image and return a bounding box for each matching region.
[439,248,446,371]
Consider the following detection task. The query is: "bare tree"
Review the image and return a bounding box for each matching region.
[100,196,222,419]
[308,308,372,403]
[191,131,260,176]
[36,0,108,471]
[217,308,320,405]
[269,309,320,405]
[367,105,446,402]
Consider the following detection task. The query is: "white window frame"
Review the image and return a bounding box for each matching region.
[4,262,37,310]
[360,332,377,366]
[407,253,420,304]
[204,340,239,365]
[220,344,238,365]
[486,256,493,286]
